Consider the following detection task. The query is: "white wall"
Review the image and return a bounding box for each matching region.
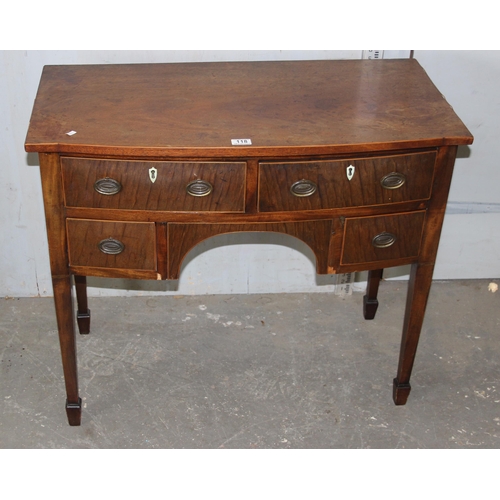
[1,50,498,298]
[415,51,500,279]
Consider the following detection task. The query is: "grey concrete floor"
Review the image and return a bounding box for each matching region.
[1,279,499,448]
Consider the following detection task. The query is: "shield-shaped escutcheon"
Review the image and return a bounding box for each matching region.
[149,166,157,183]
[347,165,355,181]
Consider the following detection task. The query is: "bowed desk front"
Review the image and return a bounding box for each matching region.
[25,59,473,425]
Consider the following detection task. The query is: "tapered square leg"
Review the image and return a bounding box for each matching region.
[53,276,82,425]
[392,263,434,405]
[39,153,83,425]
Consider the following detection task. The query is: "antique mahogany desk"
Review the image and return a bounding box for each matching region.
[25,59,473,425]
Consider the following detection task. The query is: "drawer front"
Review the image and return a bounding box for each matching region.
[258,152,436,212]
[62,158,246,212]
[341,211,426,265]
[67,219,156,270]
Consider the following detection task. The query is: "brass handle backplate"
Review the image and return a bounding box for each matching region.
[186,179,213,197]
[98,238,125,255]
[372,233,398,248]
[94,178,122,195]
[381,172,406,190]
[290,179,317,197]
[372,232,397,249]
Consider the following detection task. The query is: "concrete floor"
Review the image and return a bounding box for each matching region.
[1,279,499,448]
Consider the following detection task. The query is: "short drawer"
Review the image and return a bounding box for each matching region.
[258,152,436,212]
[62,158,246,212]
[67,219,156,270]
[341,211,426,265]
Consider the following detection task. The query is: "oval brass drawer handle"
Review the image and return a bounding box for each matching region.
[372,232,397,249]
[186,179,213,197]
[290,179,317,197]
[381,172,406,190]
[94,177,122,195]
[98,238,125,255]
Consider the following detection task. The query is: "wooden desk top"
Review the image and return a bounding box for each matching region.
[25,59,473,158]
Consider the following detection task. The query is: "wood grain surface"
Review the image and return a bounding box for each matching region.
[25,60,473,157]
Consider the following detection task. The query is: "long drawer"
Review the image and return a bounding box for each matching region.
[258,152,436,212]
[62,158,246,212]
